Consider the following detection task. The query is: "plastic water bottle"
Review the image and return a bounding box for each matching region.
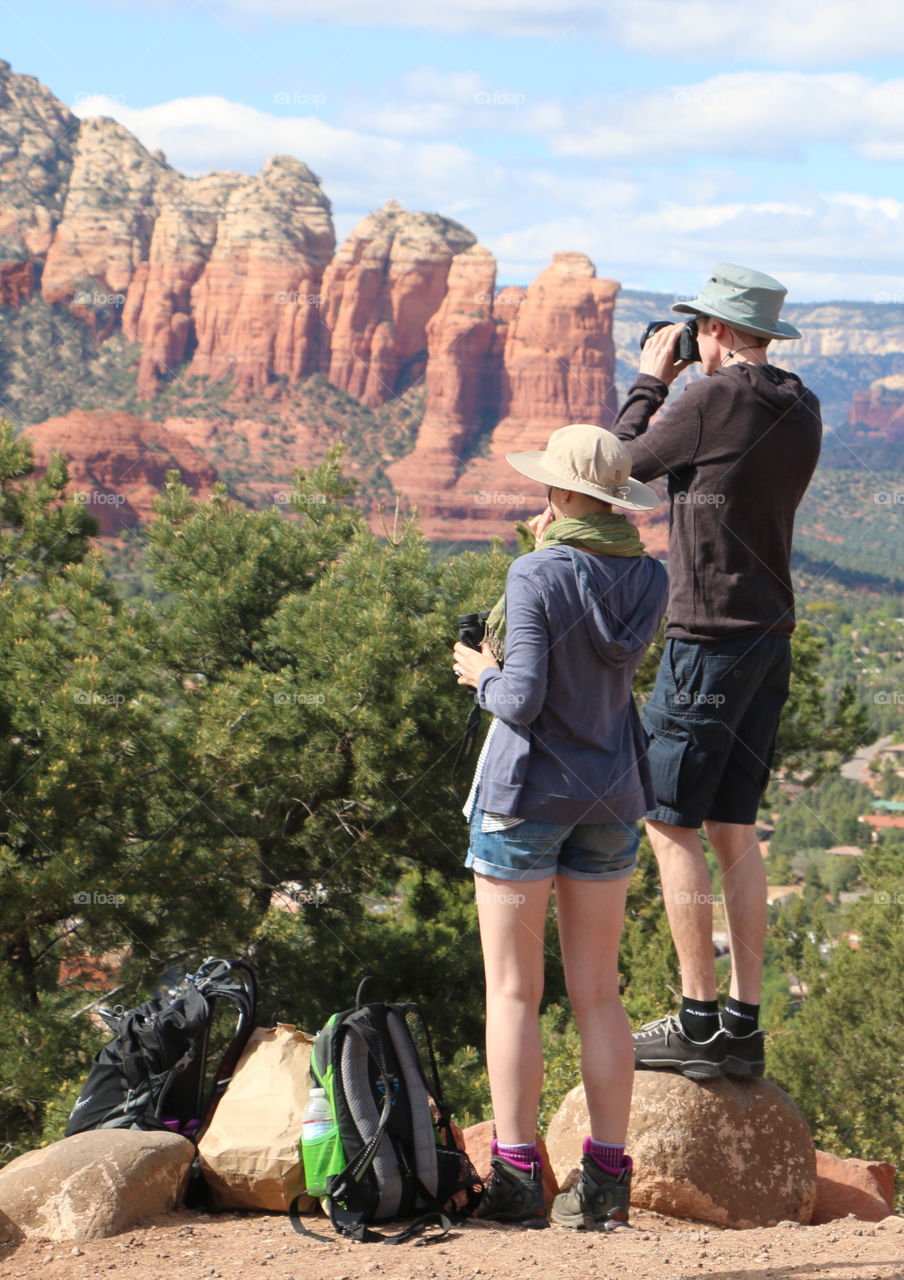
[302,1086,333,1140]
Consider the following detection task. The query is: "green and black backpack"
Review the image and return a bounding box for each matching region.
[292,990,483,1244]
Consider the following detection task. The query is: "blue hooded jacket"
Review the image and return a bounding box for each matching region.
[475,545,669,824]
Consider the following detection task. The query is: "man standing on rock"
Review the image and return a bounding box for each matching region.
[614,263,822,1081]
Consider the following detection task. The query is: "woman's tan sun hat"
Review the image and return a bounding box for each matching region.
[506,423,660,512]
[672,262,801,340]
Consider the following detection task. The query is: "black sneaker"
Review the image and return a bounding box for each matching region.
[722,1028,765,1079]
[633,1014,727,1081]
[475,1157,548,1227]
[550,1155,631,1231]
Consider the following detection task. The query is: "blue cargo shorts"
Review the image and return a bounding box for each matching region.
[642,632,792,829]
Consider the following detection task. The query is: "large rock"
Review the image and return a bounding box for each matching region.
[461,1120,559,1211]
[811,1150,896,1223]
[849,374,904,442]
[545,1073,816,1228]
[187,156,335,393]
[0,1130,193,1243]
[385,244,499,514]
[123,171,243,396]
[389,252,622,541]
[453,252,620,535]
[320,200,476,407]
[0,59,77,275]
[42,117,176,306]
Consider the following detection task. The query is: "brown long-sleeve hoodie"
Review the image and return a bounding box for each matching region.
[615,364,822,641]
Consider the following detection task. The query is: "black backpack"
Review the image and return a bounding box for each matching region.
[65,957,256,1140]
[292,991,484,1244]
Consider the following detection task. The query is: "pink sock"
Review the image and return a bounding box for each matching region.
[584,1136,631,1175]
[493,1138,541,1171]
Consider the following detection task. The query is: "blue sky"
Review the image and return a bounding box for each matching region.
[5,0,904,301]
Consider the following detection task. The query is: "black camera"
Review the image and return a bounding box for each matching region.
[458,611,490,652]
[640,318,700,364]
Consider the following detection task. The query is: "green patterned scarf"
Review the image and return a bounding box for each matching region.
[485,511,646,660]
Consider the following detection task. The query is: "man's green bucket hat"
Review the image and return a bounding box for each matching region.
[672,262,801,340]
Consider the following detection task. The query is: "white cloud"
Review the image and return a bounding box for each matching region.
[201,0,609,39]
[551,73,904,162]
[178,0,904,60]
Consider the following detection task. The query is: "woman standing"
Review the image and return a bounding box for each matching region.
[452,424,667,1229]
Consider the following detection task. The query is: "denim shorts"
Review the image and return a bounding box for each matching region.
[465,810,639,882]
[642,633,792,829]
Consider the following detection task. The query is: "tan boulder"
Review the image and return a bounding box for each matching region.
[461,1120,559,1210]
[545,1073,816,1228]
[0,1129,193,1243]
[811,1150,896,1223]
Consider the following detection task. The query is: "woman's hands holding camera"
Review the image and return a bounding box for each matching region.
[452,640,498,689]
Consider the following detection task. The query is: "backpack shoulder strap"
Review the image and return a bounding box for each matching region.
[289,1195,451,1246]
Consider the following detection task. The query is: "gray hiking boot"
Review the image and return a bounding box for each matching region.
[633,1014,727,1081]
[550,1154,632,1230]
[475,1156,548,1227]
[722,1027,766,1079]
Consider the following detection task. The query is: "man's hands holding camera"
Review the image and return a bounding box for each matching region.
[638,321,695,386]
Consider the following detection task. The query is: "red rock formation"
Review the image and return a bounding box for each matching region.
[41,118,175,305]
[23,411,218,535]
[320,201,475,407]
[0,59,77,272]
[453,253,620,528]
[849,376,904,441]
[187,157,334,394]
[387,253,622,540]
[386,244,498,502]
[124,172,243,396]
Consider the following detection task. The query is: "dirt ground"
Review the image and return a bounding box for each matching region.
[2,1207,903,1280]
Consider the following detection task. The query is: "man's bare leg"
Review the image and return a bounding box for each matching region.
[645,820,718,1002]
[704,820,766,1004]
